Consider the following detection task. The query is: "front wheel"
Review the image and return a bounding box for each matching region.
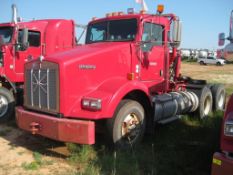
[199,61,205,65]
[106,100,145,149]
[216,62,221,66]
[0,87,15,122]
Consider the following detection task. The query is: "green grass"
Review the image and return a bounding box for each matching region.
[66,111,223,175]
[21,151,53,171]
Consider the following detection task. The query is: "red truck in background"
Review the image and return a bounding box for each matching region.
[16,5,226,148]
[218,10,233,61]
[211,10,233,175]
[0,5,76,122]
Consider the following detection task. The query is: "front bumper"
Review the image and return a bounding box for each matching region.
[211,152,233,175]
[16,107,95,144]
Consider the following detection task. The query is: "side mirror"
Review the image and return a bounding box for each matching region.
[172,20,182,48]
[218,33,225,46]
[21,28,29,49]
[16,28,29,51]
[0,35,4,45]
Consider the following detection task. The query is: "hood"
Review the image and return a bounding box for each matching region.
[45,42,132,65]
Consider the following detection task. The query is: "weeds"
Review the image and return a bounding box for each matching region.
[21,151,54,171]
[65,111,223,175]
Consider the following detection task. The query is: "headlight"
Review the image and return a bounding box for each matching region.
[224,120,233,137]
[81,97,102,111]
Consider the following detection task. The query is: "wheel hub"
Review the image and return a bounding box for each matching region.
[121,113,140,141]
[0,95,8,118]
[218,91,225,109]
[204,96,211,116]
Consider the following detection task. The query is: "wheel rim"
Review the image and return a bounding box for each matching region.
[217,91,225,109]
[121,113,141,142]
[0,95,8,118]
[203,96,211,116]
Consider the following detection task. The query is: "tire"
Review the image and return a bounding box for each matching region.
[192,86,213,119]
[211,84,226,111]
[199,61,204,65]
[0,87,15,122]
[216,62,221,66]
[106,99,145,149]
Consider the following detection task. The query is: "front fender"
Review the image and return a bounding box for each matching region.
[68,77,150,120]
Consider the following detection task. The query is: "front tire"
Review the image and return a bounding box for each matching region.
[0,87,15,122]
[199,61,204,65]
[107,100,145,149]
[216,62,221,66]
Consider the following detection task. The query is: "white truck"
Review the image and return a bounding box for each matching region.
[197,56,226,65]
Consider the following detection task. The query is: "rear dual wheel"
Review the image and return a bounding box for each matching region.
[192,86,213,119]
[211,84,225,111]
[107,100,146,148]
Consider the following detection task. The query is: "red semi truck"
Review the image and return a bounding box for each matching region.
[0,5,76,122]
[211,10,233,175]
[16,5,226,147]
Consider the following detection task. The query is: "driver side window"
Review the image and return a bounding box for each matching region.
[142,22,164,49]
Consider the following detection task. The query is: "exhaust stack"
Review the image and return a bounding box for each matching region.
[230,10,233,41]
[11,4,18,24]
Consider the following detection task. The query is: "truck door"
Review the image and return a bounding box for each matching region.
[139,22,165,84]
[15,30,41,75]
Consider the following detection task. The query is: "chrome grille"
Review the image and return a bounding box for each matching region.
[24,61,59,114]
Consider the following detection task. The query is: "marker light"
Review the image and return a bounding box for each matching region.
[157,4,164,14]
[118,12,124,16]
[106,13,111,17]
[140,10,146,14]
[82,98,102,111]
[127,73,135,80]
[127,8,135,14]
[113,12,120,16]
[92,17,97,21]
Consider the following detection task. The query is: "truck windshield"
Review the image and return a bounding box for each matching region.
[0,27,13,44]
[86,18,137,44]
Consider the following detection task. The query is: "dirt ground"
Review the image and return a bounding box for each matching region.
[181,63,233,85]
[0,62,232,175]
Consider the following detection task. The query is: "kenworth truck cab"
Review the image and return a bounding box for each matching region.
[16,5,225,147]
[0,5,76,122]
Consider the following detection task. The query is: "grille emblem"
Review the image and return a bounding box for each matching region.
[32,70,47,94]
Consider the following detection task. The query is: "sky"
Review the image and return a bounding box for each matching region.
[0,0,232,50]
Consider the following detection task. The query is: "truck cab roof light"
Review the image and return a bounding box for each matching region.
[118,12,124,16]
[127,8,135,14]
[106,13,111,17]
[112,12,118,16]
[157,4,164,14]
[92,17,97,21]
[140,10,146,14]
